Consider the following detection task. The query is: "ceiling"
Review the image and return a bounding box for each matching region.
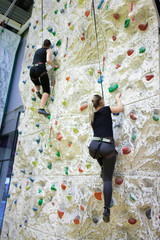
[0,0,33,35]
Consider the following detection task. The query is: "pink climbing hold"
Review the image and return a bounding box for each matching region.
[122,146,131,154]
[138,23,148,31]
[127,49,134,56]
[113,13,120,19]
[94,192,102,200]
[57,210,64,219]
[56,132,62,141]
[112,35,117,41]
[128,218,137,224]
[80,103,88,111]
[116,64,121,69]
[145,75,154,81]
[115,177,123,185]
[78,164,83,173]
[61,182,66,190]
[130,113,137,120]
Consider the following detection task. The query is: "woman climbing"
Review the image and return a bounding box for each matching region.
[88,93,123,223]
[30,39,59,116]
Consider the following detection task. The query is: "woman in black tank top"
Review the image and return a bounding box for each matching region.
[89,93,123,223]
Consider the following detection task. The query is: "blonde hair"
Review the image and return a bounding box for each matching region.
[89,94,103,124]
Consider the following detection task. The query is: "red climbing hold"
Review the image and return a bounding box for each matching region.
[128,218,137,224]
[68,22,71,26]
[94,192,102,200]
[56,132,62,141]
[127,49,134,56]
[80,205,84,211]
[130,113,137,120]
[112,35,117,41]
[36,20,39,24]
[55,120,58,125]
[64,54,67,58]
[85,10,90,17]
[57,210,64,219]
[74,218,80,224]
[61,182,66,190]
[81,33,85,41]
[138,23,148,31]
[116,64,121,69]
[113,13,120,19]
[122,146,131,154]
[145,75,154,81]
[80,103,88,111]
[115,177,123,185]
[31,88,35,92]
[78,164,83,172]
[66,76,70,81]
[28,53,31,57]
[97,69,102,74]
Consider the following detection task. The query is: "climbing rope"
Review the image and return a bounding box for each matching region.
[92,0,104,98]
[41,0,44,44]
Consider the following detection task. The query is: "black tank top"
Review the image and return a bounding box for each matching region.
[92,106,113,138]
[33,47,47,64]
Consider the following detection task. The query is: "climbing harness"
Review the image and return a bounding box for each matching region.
[92,0,104,98]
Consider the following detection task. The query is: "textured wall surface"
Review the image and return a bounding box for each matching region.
[1,0,160,239]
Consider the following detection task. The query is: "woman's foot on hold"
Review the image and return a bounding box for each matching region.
[36,91,42,99]
[38,108,50,116]
[103,208,110,223]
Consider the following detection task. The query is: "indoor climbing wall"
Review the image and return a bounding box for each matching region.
[1,0,160,239]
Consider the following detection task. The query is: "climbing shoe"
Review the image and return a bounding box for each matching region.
[103,208,110,223]
[36,92,42,99]
[38,108,50,116]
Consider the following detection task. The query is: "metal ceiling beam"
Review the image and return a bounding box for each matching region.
[0,14,21,31]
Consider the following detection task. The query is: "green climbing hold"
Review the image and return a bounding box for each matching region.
[47,115,51,120]
[47,163,52,169]
[39,188,42,193]
[32,97,36,101]
[54,10,58,14]
[108,84,118,92]
[56,151,60,157]
[124,19,130,28]
[65,166,68,175]
[52,32,56,36]
[36,139,40,144]
[130,193,136,201]
[51,184,57,191]
[38,199,43,206]
[139,47,146,53]
[64,3,67,9]
[132,133,136,140]
[50,144,52,147]
[106,5,109,10]
[54,67,59,72]
[56,40,61,46]
[152,114,159,121]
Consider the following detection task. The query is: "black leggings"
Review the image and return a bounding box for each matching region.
[89,140,116,208]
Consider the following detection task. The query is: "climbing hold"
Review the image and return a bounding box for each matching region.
[78,164,83,172]
[48,115,51,120]
[55,120,58,125]
[35,123,39,127]
[14,183,18,187]
[32,161,38,166]
[51,184,57,191]
[74,218,80,224]
[54,67,59,71]
[108,84,118,92]
[32,207,38,211]
[56,132,62,141]
[21,169,25,173]
[116,64,121,69]
[130,113,137,120]
[130,193,136,201]
[57,210,64,219]
[115,177,123,185]
[51,96,54,102]
[57,0,60,2]
[97,0,104,9]
[112,35,117,41]
[73,127,79,133]
[68,141,72,147]
[80,205,84,211]
[85,10,90,17]
[56,40,61,46]
[68,22,71,26]
[60,8,64,13]
[122,146,131,154]
[146,209,151,219]
[14,200,17,204]
[145,75,154,81]
[32,45,35,49]
[66,76,70,81]
[52,32,56,36]
[98,75,104,83]
[31,88,35,92]
[94,192,102,200]
[33,25,36,30]
[65,166,69,175]
[62,100,67,107]
[78,0,84,4]
[6,194,10,198]
[92,217,98,223]
[64,3,67,9]
[61,183,66,190]
[113,13,119,19]
[85,162,92,169]
[97,69,102,74]
[128,218,137,224]
[53,51,58,56]
[38,199,43,206]
[80,103,88,111]
[26,186,31,191]
[39,188,42,193]
[47,163,52,169]
[11,172,14,176]
[36,139,40,144]
[29,177,34,182]
[132,133,136,140]
[127,49,134,56]
[54,10,58,14]
[152,114,159,121]
[69,25,74,31]
[138,23,148,31]
[56,151,60,157]
[124,19,130,28]
[39,148,43,153]
[66,195,72,200]
[88,69,94,76]
[81,33,85,41]
[24,219,28,224]
[43,14,47,20]
[139,47,146,53]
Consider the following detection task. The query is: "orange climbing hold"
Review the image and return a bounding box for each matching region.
[66,76,70,81]
[97,69,102,74]
[116,64,121,69]
[56,132,62,141]
[61,182,66,190]
[55,120,58,125]
[138,23,148,31]
[80,103,88,111]
[128,218,137,224]
[130,113,137,120]
[122,146,131,154]
[115,177,123,185]
[85,10,90,17]
[127,49,134,56]
[81,33,85,41]
[145,75,154,81]
[74,218,80,224]
[68,141,72,147]
[64,54,67,58]
[57,210,64,219]
[78,164,83,172]
[113,13,119,19]
[94,192,102,200]
[80,205,84,211]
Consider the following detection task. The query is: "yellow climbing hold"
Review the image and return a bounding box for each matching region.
[85,162,92,169]
[78,0,84,4]
[62,100,67,107]
[40,132,45,137]
[32,161,38,167]
[73,127,79,133]
[26,186,31,191]
[30,107,35,111]
[69,25,74,31]
[88,68,94,76]
[66,195,72,200]
[43,14,47,20]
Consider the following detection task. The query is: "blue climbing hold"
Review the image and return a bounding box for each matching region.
[27,65,31,69]
[21,169,25,173]
[29,23,31,27]
[25,219,28,224]
[32,207,38,211]
[97,0,104,9]
[113,113,119,116]
[29,177,34,182]
[39,148,43,153]
[97,75,104,83]
[14,200,17,204]
[32,45,35,49]
[23,80,26,84]
[14,183,18,187]
[48,27,53,33]
[51,96,54,102]
[53,51,58,56]
[6,194,10,198]
[110,199,114,208]
[60,8,64,13]
[11,172,14,176]
[33,25,36,30]
[27,45,29,48]
[51,44,54,49]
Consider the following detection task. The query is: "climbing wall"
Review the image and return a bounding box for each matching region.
[1,0,160,239]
